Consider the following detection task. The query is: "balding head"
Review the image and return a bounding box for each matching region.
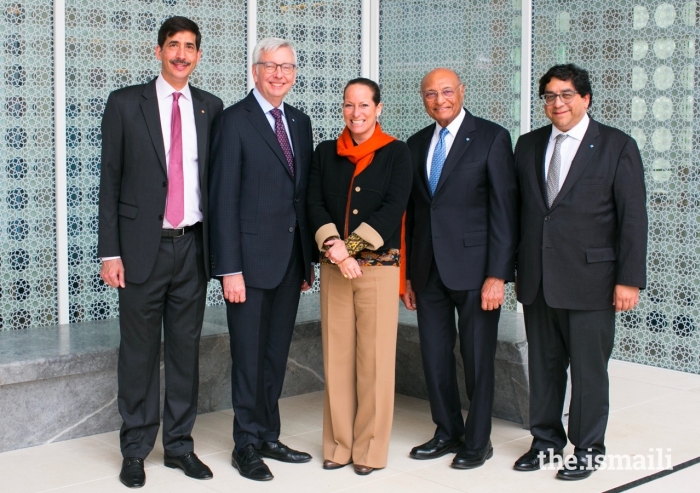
[420,68,465,128]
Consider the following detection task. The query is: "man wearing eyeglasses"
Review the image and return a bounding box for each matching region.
[512,64,647,480]
[402,68,518,469]
[208,37,314,481]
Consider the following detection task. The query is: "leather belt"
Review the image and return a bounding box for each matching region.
[161,223,199,238]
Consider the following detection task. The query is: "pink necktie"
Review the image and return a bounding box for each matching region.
[165,92,184,227]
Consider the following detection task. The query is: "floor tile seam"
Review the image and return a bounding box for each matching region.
[609,388,687,415]
[403,469,468,492]
[611,375,700,392]
[34,473,120,493]
[611,360,700,379]
[330,468,407,492]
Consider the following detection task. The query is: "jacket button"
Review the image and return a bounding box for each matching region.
[294,198,299,203]
[288,227,294,232]
[352,209,358,215]
[545,216,550,221]
[431,205,436,211]
[158,215,163,220]
[355,186,361,192]
[162,181,167,187]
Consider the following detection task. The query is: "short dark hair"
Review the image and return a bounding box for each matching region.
[158,16,201,50]
[539,64,593,108]
[344,77,381,105]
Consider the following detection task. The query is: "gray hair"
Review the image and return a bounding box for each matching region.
[252,37,297,65]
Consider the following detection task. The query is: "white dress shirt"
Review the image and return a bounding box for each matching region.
[425,108,466,176]
[100,75,202,261]
[252,87,294,154]
[156,75,202,228]
[544,113,590,189]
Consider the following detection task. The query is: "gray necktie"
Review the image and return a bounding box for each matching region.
[546,134,568,207]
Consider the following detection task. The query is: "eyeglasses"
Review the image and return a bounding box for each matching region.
[541,91,578,105]
[256,62,296,75]
[422,85,462,101]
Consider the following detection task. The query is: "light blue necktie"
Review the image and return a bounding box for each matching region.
[429,127,449,196]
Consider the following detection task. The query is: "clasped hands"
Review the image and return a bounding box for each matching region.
[324,238,362,279]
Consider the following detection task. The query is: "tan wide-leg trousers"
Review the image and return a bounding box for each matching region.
[320,263,399,468]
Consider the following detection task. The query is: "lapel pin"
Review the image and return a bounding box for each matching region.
[292,118,295,122]
[201,109,205,113]
[590,144,594,148]
[466,137,470,141]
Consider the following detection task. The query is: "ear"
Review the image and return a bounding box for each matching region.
[155,45,162,61]
[376,102,384,117]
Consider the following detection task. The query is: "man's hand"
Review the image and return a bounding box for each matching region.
[613,284,640,312]
[223,273,246,303]
[481,276,505,311]
[100,259,125,288]
[401,280,417,311]
[301,265,316,292]
[324,238,351,264]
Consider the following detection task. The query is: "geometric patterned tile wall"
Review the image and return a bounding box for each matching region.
[532,0,699,372]
[257,0,362,145]
[63,0,247,322]
[378,0,523,311]
[1,1,56,329]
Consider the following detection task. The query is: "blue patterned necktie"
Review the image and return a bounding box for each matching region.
[429,127,449,196]
[270,108,295,176]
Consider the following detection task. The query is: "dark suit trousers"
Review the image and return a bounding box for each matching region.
[523,285,615,458]
[226,230,305,449]
[117,227,207,458]
[415,259,500,450]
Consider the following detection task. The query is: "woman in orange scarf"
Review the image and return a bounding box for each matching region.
[307,78,412,475]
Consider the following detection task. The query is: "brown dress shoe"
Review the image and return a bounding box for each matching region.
[353,464,374,475]
[323,459,351,470]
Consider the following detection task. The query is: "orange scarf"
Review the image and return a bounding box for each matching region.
[336,123,408,295]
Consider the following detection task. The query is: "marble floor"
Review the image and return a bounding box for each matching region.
[3,360,700,493]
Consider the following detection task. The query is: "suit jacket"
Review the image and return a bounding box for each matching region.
[97,79,224,283]
[208,90,314,288]
[405,109,518,293]
[515,118,648,310]
[307,139,412,254]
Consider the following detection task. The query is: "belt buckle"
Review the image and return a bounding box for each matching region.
[172,227,185,238]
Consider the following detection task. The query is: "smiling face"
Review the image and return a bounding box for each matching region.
[252,46,297,108]
[342,83,383,144]
[420,68,464,128]
[155,30,201,90]
[543,77,590,132]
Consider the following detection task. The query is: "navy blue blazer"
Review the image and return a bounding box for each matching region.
[208,90,314,288]
[405,109,518,292]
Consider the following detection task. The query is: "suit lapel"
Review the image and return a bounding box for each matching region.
[417,126,433,195]
[140,80,167,174]
[550,119,601,210]
[433,109,475,198]
[190,86,208,183]
[535,125,550,208]
[284,103,302,186]
[244,92,294,179]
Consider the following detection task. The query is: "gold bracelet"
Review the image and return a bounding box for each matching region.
[338,256,352,265]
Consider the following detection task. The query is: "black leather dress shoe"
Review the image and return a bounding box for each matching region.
[451,440,493,469]
[259,440,312,463]
[164,451,213,479]
[232,444,274,481]
[513,447,563,471]
[119,457,145,488]
[556,455,598,480]
[409,437,463,460]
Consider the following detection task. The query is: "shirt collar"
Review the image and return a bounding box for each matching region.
[434,108,466,138]
[155,74,192,101]
[252,87,284,116]
[550,113,590,142]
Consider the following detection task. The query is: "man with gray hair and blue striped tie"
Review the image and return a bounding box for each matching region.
[402,68,518,470]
